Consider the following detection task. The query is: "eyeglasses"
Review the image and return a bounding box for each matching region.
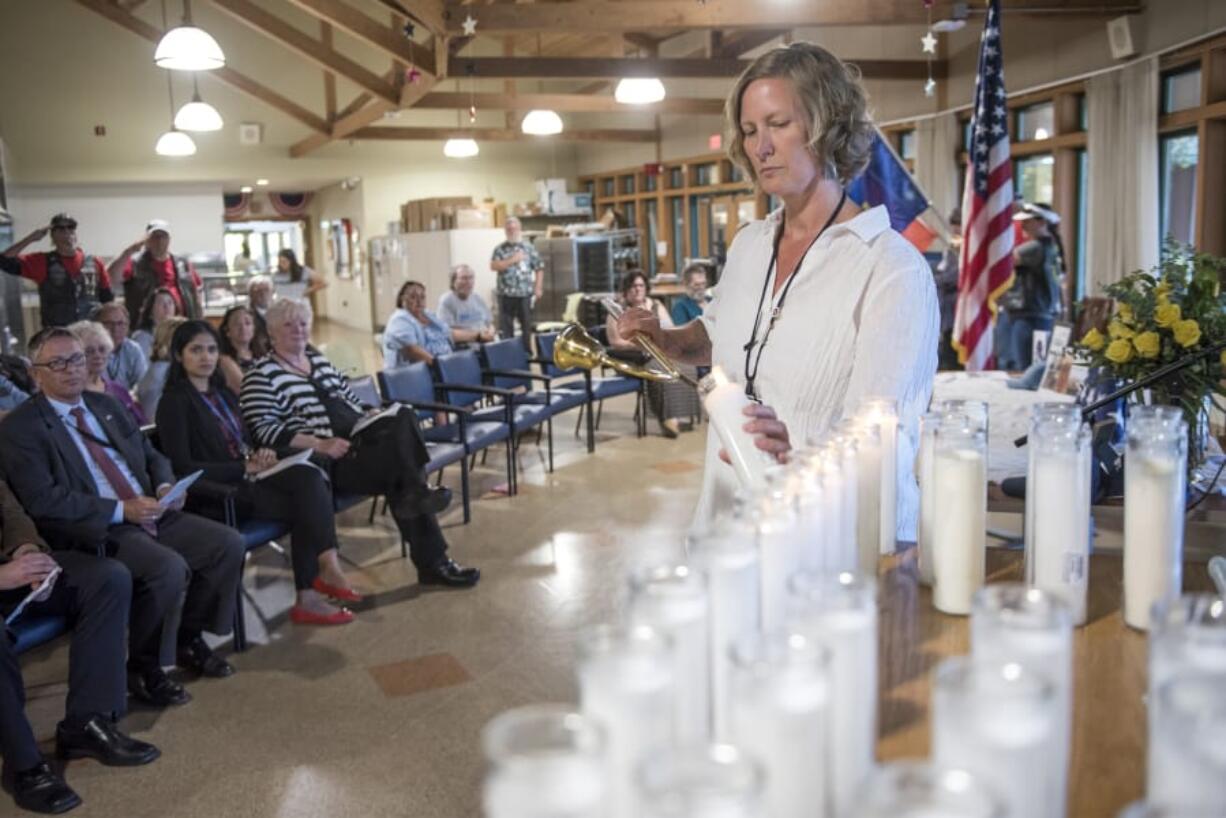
[33,353,87,372]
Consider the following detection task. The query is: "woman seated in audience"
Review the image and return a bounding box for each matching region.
[606,270,701,438]
[69,319,147,424]
[156,319,360,625]
[241,298,479,587]
[131,287,179,359]
[136,316,186,419]
[218,305,268,394]
[382,280,453,369]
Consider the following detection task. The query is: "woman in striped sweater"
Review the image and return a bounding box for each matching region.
[239,299,479,588]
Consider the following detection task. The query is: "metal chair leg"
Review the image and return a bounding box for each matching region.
[461,455,471,523]
[546,416,554,472]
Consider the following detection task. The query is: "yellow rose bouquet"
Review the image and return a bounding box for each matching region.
[1073,241,1226,467]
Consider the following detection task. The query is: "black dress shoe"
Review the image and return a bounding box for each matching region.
[177,636,235,679]
[55,716,160,767]
[127,668,191,708]
[392,485,452,519]
[11,762,81,814]
[417,557,480,587]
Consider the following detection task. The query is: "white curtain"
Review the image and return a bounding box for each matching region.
[1086,56,1160,294]
[914,113,962,230]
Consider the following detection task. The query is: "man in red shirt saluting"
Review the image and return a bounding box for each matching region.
[0,213,115,328]
[112,220,203,330]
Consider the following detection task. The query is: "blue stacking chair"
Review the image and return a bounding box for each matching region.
[10,615,70,655]
[480,337,587,473]
[377,363,474,525]
[535,329,645,450]
[432,350,523,494]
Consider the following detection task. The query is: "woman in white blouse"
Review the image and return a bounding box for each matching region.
[617,43,939,540]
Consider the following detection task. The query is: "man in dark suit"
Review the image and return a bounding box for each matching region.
[2,478,159,814]
[0,328,245,709]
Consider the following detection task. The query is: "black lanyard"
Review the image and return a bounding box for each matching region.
[200,390,250,458]
[742,190,847,400]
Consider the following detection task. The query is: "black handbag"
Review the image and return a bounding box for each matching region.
[308,380,362,439]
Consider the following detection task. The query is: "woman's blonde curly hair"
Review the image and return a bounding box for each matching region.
[725,42,875,186]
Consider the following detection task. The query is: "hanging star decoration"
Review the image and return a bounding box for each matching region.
[469,105,477,124]
[402,21,414,38]
[406,66,422,84]
[461,14,477,36]
[924,77,937,97]
[921,31,937,54]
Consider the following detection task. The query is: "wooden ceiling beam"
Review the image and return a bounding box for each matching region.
[442,0,1143,33]
[321,22,337,120]
[715,29,789,58]
[372,0,445,36]
[417,92,724,114]
[72,0,328,133]
[290,73,438,158]
[350,126,660,143]
[282,0,436,78]
[203,0,401,106]
[451,56,936,81]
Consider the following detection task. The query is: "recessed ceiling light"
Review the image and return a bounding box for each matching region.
[240,185,253,193]
[256,178,269,186]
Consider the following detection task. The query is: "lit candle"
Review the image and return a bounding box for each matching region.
[917,412,939,587]
[848,762,1004,818]
[788,572,878,816]
[971,585,1073,818]
[699,366,770,491]
[482,706,609,818]
[1123,408,1187,630]
[689,523,761,742]
[637,745,765,818]
[1147,674,1226,813]
[859,398,899,555]
[627,565,711,744]
[1025,406,1091,626]
[831,430,861,576]
[729,633,830,818]
[577,625,675,818]
[932,658,1059,818]
[932,414,987,616]
[1147,594,1226,764]
[852,420,882,577]
[751,483,802,633]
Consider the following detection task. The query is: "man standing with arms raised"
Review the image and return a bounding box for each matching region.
[0,213,115,328]
[111,221,202,330]
[489,217,543,350]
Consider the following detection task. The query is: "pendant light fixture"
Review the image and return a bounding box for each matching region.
[174,74,223,131]
[521,34,562,136]
[444,71,479,157]
[615,77,666,105]
[156,72,196,157]
[155,0,225,71]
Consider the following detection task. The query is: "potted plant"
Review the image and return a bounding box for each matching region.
[1074,241,1226,473]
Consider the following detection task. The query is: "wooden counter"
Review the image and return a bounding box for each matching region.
[875,546,1214,818]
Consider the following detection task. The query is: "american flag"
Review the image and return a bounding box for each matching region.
[953,0,1014,370]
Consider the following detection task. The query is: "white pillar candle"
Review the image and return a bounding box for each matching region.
[699,366,769,491]
[859,398,899,555]
[971,585,1073,818]
[932,416,987,616]
[788,572,878,817]
[917,412,939,587]
[1148,594,1226,760]
[848,762,1005,818]
[627,565,712,745]
[729,633,830,818]
[833,432,861,576]
[1147,674,1226,813]
[752,486,802,633]
[852,421,882,577]
[689,525,761,742]
[1123,410,1187,630]
[482,706,609,818]
[577,625,676,818]
[932,658,1059,818]
[1026,407,1092,626]
[790,460,829,576]
[637,745,765,818]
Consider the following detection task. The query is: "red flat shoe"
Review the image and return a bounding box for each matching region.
[311,578,364,603]
[290,605,355,626]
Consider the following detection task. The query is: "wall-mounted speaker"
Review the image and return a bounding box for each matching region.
[1107,15,1137,60]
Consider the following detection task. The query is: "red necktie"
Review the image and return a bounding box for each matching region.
[70,407,156,536]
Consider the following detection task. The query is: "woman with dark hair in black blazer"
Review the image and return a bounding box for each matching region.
[155,320,358,626]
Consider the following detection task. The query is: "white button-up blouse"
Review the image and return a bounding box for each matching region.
[695,204,939,541]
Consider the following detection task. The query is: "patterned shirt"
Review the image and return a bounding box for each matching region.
[240,349,363,447]
[491,240,542,298]
[383,308,453,369]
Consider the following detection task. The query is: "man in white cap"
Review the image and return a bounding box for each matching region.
[1000,202,1064,371]
[111,221,202,330]
[0,213,116,327]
